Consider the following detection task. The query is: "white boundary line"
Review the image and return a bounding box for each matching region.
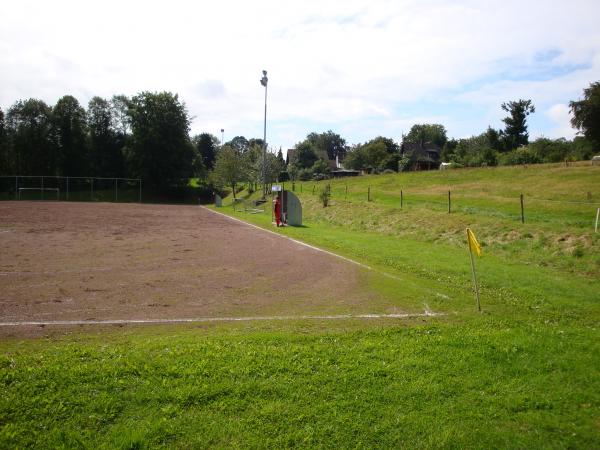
[0,312,444,327]
[201,205,373,270]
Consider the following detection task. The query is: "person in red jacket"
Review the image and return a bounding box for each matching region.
[273,195,282,227]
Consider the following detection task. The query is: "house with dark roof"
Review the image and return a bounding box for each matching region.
[400,142,442,171]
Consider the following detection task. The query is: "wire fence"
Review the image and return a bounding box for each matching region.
[0,176,142,203]
[281,180,600,230]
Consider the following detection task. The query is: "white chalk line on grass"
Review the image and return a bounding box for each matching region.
[201,206,373,271]
[202,206,408,282]
[0,312,444,327]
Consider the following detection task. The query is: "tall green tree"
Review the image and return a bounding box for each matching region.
[291,141,319,169]
[226,136,250,154]
[306,130,347,161]
[276,148,285,167]
[6,99,54,175]
[0,107,10,175]
[211,145,247,199]
[193,133,220,170]
[52,95,88,176]
[344,136,400,172]
[88,96,125,177]
[500,99,535,151]
[344,140,391,172]
[111,95,131,136]
[570,81,600,147]
[405,124,448,148]
[452,134,497,167]
[126,91,195,189]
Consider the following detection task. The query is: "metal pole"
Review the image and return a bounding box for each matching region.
[15,176,18,200]
[401,190,403,209]
[263,83,268,198]
[448,190,451,213]
[139,179,142,203]
[115,179,118,202]
[41,176,44,200]
[260,70,268,199]
[66,177,69,201]
[595,207,599,233]
[91,178,94,201]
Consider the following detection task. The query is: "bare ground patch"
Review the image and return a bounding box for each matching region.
[0,201,397,337]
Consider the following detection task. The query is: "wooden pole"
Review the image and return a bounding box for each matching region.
[368,186,371,202]
[520,194,525,224]
[400,190,403,209]
[345,183,348,200]
[595,207,599,233]
[448,190,451,213]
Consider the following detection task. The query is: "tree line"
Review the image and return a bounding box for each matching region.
[287,84,599,178]
[1,82,598,195]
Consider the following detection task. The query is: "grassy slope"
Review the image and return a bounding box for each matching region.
[1,163,599,448]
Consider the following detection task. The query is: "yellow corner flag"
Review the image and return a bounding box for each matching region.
[466,228,482,257]
[466,228,482,311]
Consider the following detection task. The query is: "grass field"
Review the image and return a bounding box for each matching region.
[1,163,599,448]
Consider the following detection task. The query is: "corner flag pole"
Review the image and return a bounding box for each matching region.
[466,228,482,312]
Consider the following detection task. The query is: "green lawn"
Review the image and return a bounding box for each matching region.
[1,163,599,448]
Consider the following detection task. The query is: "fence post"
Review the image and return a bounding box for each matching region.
[448,190,451,213]
[312,185,315,195]
[595,207,599,233]
[401,190,403,209]
[368,186,371,202]
[345,183,348,200]
[520,194,525,223]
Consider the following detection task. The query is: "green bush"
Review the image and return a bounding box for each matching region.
[318,186,331,207]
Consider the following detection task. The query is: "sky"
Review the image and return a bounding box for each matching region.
[1,0,599,153]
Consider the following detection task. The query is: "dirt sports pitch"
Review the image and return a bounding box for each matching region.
[0,201,403,337]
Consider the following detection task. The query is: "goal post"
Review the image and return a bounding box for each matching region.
[18,187,60,201]
[1,175,142,203]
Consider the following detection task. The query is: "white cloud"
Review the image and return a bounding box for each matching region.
[544,103,575,139]
[1,0,599,147]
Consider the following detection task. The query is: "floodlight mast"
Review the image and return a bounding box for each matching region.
[260,70,268,198]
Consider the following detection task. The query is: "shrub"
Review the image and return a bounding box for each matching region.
[319,186,331,207]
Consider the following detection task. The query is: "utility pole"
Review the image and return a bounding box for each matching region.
[260,70,268,198]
